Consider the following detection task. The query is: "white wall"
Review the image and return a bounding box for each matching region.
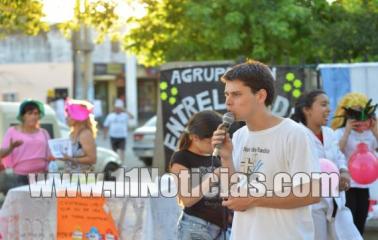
[0,63,73,102]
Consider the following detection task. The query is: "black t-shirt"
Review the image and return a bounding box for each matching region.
[170,149,226,228]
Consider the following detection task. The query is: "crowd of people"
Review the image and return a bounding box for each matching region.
[1,60,377,240]
[170,61,377,240]
[0,99,97,190]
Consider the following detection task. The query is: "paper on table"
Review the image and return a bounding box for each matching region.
[48,138,72,158]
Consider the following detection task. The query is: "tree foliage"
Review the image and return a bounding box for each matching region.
[0,0,49,38]
[1,0,377,66]
[0,0,120,43]
[125,0,378,66]
[59,0,120,43]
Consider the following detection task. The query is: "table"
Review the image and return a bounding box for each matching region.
[0,180,182,240]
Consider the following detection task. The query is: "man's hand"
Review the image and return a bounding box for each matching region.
[211,125,233,161]
[222,197,256,211]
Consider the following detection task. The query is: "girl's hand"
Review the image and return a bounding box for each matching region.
[345,119,359,133]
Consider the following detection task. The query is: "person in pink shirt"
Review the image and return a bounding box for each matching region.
[1,99,51,188]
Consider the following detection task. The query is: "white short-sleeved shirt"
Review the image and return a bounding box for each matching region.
[230,118,318,240]
[334,127,377,188]
[103,112,129,138]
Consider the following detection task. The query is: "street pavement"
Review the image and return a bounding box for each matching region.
[96,128,145,170]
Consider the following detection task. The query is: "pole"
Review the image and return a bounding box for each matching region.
[83,24,94,102]
[72,27,84,99]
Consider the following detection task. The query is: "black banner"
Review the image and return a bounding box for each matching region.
[158,63,312,169]
[271,67,306,117]
[159,63,232,167]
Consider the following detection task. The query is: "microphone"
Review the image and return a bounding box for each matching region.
[212,112,235,157]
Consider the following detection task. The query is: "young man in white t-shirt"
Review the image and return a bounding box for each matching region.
[211,60,320,240]
[104,99,134,161]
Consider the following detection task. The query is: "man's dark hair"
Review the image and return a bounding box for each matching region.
[221,60,275,106]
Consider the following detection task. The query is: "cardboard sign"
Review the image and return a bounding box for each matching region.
[57,197,119,240]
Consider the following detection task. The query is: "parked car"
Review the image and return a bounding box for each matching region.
[132,116,156,166]
[0,101,121,196]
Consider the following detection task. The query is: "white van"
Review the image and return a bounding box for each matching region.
[0,101,121,194]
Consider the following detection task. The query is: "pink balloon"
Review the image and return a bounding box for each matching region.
[348,143,378,185]
[319,158,339,196]
[320,158,339,173]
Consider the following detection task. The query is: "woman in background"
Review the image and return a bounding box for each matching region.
[331,92,378,235]
[1,99,50,187]
[58,99,97,173]
[292,90,361,240]
[170,110,229,240]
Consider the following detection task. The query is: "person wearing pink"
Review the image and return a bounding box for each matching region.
[58,99,97,173]
[1,99,50,187]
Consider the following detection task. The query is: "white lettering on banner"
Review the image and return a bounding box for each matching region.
[182,69,192,83]
[170,67,229,85]
[196,91,212,111]
[182,96,197,117]
[171,70,181,84]
[271,95,290,117]
[172,104,189,124]
[164,89,226,150]
[212,89,225,110]
[166,117,184,138]
[164,133,178,151]
[193,68,204,81]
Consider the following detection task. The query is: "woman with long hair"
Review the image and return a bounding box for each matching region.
[1,99,51,187]
[331,92,377,235]
[292,90,361,240]
[170,110,229,240]
[58,99,97,172]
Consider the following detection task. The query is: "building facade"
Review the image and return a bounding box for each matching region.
[0,28,158,124]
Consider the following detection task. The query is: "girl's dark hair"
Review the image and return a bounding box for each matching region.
[21,102,40,116]
[178,110,222,150]
[291,90,325,125]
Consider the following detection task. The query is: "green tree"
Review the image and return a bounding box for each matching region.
[0,0,49,38]
[0,0,119,43]
[316,0,378,62]
[124,0,329,66]
[59,0,120,43]
[124,0,378,66]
